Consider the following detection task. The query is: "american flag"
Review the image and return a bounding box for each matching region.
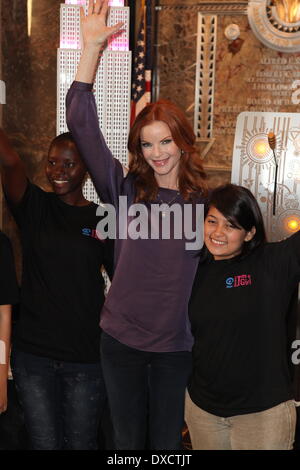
[130,0,152,126]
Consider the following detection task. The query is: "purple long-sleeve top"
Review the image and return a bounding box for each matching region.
[66,81,205,352]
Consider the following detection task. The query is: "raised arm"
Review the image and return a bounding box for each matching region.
[0,304,11,414]
[66,0,125,204]
[0,129,27,205]
[76,0,123,84]
[0,232,18,414]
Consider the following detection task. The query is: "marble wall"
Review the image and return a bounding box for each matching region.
[155,1,247,187]
[1,0,61,274]
[2,0,60,186]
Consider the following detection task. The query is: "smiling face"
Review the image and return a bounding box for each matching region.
[204,206,256,260]
[140,120,181,189]
[46,141,87,204]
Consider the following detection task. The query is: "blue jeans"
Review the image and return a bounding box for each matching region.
[101,332,192,450]
[11,348,107,450]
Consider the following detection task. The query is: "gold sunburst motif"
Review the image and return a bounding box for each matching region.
[246,133,273,164]
[249,0,300,51]
[274,0,300,23]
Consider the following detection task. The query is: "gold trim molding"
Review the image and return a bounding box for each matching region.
[157,2,248,14]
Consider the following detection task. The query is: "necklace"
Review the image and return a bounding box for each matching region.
[157,191,180,217]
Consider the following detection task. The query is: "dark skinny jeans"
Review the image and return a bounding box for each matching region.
[11,347,107,450]
[101,332,192,450]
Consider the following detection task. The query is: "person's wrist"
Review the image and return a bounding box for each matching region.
[0,367,8,381]
[83,42,103,52]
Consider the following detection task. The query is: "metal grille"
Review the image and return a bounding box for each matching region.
[194,14,217,139]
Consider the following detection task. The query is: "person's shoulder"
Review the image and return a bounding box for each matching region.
[23,181,47,200]
[251,236,296,269]
[87,201,98,208]
[43,188,56,200]
[0,230,11,245]
[191,189,210,205]
[0,231,14,255]
[263,231,300,252]
[22,183,50,211]
[81,201,100,213]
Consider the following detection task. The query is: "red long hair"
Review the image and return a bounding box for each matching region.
[128,100,207,202]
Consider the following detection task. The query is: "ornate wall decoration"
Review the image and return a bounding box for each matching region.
[248,0,300,52]
[194,14,217,158]
[232,111,300,241]
[156,1,300,190]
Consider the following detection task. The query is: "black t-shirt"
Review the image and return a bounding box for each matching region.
[0,231,19,305]
[188,231,300,417]
[8,183,113,363]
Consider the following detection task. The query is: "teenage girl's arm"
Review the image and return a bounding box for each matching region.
[66,0,126,205]
[0,304,11,413]
[0,129,27,205]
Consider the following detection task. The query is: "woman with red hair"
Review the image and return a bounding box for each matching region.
[67,0,207,450]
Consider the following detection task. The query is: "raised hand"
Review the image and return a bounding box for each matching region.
[75,0,124,82]
[81,0,124,48]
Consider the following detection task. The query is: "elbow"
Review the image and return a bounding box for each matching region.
[65,88,75,131]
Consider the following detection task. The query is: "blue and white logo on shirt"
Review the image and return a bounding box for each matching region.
[82,228,92,236]
[225,277,235,288]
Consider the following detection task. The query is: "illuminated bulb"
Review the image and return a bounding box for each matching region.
[287,219,300,231]
[253,140,269,156]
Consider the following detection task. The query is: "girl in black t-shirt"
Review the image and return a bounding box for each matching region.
[186,184,299,450]
[0,129,113,450]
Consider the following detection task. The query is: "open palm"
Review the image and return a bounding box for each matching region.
[81,0,124,47]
